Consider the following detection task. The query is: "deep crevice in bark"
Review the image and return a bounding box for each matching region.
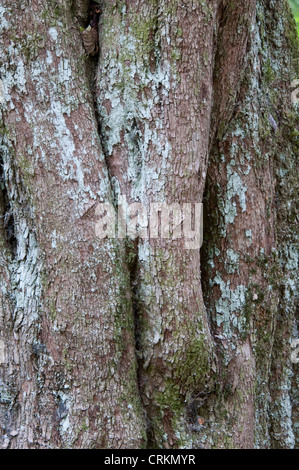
[0,153,17,257]
[79,1,114,202]
[125,237,151,446]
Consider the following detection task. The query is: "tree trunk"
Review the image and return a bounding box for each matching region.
[0,0,298,449]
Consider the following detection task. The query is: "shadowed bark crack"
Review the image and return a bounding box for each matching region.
[0,150,17,256]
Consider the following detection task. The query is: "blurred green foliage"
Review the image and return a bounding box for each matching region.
[290,0,299,35]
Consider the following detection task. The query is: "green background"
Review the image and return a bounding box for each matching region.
[290,0,299,35]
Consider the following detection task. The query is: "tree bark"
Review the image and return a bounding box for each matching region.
[0,0,298,449]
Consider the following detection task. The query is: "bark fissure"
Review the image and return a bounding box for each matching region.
[0,153,16,255]
[81,2,112,178]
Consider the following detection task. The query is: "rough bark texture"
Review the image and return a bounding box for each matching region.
[0,0,298,449]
